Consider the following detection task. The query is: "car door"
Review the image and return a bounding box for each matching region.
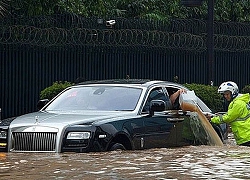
[143,114,176,148]
[143,110,197,148]
[141,86,195,148]
[141,87,177,148]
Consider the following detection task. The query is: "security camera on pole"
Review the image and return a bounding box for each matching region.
[106,20,116,28]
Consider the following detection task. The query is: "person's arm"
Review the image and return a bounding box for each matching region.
[211,100,244,124]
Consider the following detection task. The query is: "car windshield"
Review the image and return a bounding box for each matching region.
[45,86,143,111]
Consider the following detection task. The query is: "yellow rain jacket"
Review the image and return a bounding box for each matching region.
[211,93,250,145]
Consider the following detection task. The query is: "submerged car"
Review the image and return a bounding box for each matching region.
[0,79,228,153]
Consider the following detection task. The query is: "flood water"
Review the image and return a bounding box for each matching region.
[1,133,250,180]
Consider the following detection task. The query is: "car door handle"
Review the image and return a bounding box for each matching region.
[167,117,184,122]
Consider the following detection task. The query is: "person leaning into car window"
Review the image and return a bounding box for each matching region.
[143,88,186,112]
[206,81,250,146]
[169,89,186,110]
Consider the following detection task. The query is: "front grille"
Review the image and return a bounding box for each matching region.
[12,132,57,152]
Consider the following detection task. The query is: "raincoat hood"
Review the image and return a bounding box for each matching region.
[234,93,250,103]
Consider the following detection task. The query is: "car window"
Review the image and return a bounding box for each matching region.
[142,87,171,112]
[45,86,142,111]
[166,86,212,112]
[166,87,181,110]
[196,98,212,112]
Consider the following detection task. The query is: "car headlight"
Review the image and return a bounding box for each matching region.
[67,132,90,140]
[0,131,7,139]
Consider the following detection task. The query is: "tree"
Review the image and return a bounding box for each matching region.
[1,0,250,22]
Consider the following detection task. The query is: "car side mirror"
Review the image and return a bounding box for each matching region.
[37,99,49,110]
[149,100,166,116]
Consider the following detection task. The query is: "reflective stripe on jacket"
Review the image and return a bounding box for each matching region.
[211,93,250,145]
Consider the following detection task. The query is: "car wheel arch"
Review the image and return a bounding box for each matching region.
[107,132,132,151]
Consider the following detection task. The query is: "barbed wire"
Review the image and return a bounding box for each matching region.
[2,13,250,35]
[1,13,250,52]
[0,25,205,51]
[170,19,250,36]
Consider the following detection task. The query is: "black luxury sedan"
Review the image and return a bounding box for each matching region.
[0,79,228,153]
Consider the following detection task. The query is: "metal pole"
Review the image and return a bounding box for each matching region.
[207,0,214,85]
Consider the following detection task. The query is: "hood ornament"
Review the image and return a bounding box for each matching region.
[35,116,39,124]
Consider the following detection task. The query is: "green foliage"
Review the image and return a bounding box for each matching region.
[57,0,88,16]
[183,83,224,112]
[241,84,250,94]
[214,0,250,22]
[3,0,250,22]
[10,0,59,16]
[40,81,73,100]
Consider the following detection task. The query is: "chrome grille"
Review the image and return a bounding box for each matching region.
[12,132,57,152]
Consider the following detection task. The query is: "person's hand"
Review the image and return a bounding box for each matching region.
[205,114,212,121]
[178,89,186,94]
[170,89,187,105]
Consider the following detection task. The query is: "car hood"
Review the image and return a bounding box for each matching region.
[9,110,136,131]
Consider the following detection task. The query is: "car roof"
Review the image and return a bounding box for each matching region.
[77,79,151,85]
[66,79,211,112]
[75,79,182,88]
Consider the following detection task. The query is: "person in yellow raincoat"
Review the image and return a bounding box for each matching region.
[207,81,250,146]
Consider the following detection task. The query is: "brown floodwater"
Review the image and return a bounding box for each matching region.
[180,101,223,146]
[1,133,250,180]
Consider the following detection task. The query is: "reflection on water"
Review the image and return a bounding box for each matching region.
[0,134,250,180]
